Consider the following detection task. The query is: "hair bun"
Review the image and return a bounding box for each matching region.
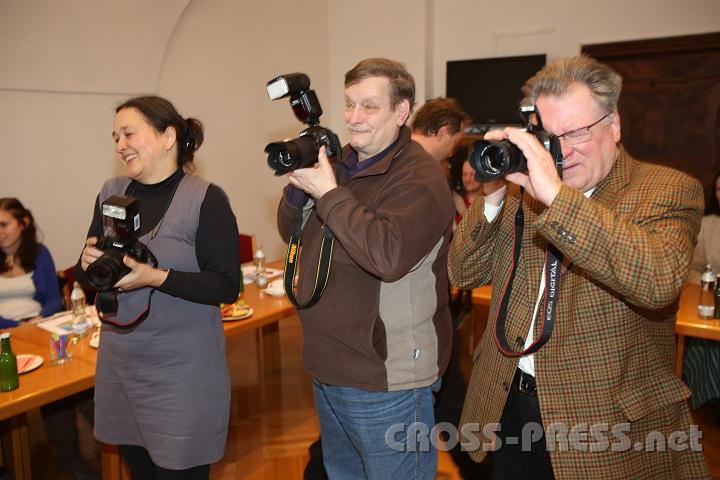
[185,117,204,152]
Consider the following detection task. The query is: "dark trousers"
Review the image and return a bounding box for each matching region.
[494,372,554,480]
[41,389,98,479]
[303,438,328,480]
[435,294,494,479]
[120,445,210,480]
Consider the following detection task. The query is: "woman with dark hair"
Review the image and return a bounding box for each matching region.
[684,171,720,411]
[0,197,62,327]
[0,198,98,479]
[76,95,240,478]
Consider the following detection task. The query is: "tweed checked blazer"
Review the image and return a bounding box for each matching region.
[449,147,711,479]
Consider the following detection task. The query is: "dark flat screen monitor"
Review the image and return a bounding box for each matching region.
[447,54,546,126]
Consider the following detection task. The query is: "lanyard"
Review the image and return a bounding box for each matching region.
[283,224,334,310]
[283,137,343,310]
[493,190,564,357]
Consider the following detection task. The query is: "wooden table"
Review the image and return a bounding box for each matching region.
[0,327,97,479]
[674,283,720,377]
[0,274,295,479]
[471,285,492,307]
[468,283,720,379]
[223,274,293,375]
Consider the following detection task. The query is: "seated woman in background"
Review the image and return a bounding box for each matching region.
[0,197,62,327]
[0,197,98,479]
[684,171,720,410]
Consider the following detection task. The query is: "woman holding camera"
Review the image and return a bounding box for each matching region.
[77,96,240,478]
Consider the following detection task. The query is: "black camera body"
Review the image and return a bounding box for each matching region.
[264,73,341,176]
[469,105,563,182]
[86,195,155,291]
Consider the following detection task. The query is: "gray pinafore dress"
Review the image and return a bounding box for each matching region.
[93,174,230,469]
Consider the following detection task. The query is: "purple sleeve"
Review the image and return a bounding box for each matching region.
[284,184,309,208]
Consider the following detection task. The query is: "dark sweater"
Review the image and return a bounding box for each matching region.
[75,169,239,305]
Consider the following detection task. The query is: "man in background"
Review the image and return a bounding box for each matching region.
[279,58,455,479]
[410,98,494,479]
[450,55,710,478]
[411,97,470,174]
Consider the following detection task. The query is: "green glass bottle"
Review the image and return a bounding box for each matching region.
[0,332,19,392]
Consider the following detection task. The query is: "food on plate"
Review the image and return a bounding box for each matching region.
[220,300,250,318]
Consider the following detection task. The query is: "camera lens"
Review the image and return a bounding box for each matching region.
[265,136,319,176]
[265,142,294,174]
[86,251,129,290]
[469,140,527,182]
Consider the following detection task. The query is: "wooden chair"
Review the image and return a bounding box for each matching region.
[239,233,257,264]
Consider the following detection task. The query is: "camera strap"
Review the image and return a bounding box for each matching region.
[95,288,155,327]
[493,189,564,357]
[283,141,342,310]
[283,225,334,309]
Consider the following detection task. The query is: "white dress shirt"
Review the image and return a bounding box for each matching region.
[485,187,594,377]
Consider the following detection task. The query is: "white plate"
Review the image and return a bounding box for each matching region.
[16,354,43,374]
[264,288,286,298]
[222,307,254,322]
[264,279,286,297]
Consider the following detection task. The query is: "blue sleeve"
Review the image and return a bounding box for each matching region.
[32,244,64,317]
[0,317,19,328]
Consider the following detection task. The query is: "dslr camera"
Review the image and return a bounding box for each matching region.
[86,195,156,291]
[469,105,563,182]
[264,73,341,175]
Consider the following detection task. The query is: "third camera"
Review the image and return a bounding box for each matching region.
[469,105,563,182]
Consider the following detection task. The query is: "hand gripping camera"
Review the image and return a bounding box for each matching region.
[469,105,563,182]
[264,73,342,175]
[86,195,156,291]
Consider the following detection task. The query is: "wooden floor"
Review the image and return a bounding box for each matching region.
[214,315,463,480]
[25,312,720,479]
[215,315,720,479]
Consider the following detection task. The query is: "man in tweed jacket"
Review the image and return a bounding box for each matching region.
[449,55,711,479]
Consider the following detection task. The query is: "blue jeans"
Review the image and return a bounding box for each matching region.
[312,378,440,480]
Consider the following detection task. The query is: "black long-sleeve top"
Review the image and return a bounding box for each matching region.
[75,169,240,305]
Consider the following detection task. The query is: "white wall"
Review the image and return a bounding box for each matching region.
[325,0,428,136]
[1,0,330,266]
[430,0,720,98]
[1,0,189,268]
[1,0,719,269]
[155,0,331,261]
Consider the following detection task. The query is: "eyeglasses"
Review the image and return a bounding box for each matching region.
[556,112,612,145]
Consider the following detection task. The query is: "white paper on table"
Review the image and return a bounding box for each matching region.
[35,306,99,335]
[241,265,283,284]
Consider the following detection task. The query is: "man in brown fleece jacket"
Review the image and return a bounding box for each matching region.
[277,58,455,479]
